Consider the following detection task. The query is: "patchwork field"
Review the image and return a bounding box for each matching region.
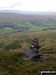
[0,13,56,32]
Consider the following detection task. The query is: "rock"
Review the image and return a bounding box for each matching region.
[0,48,3,51]
[22,38,45,61]
[31,54,42,61]
[23,46,38,60]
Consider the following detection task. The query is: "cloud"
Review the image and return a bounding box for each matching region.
[9,2,23,8]
[0,0,23,9]
[0,0,56,12]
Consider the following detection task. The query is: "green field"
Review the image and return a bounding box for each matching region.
[0,22,56,32]
[0,13,56,32]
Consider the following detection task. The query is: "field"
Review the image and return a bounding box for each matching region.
[0,30,56,75]
[0,13,56,32]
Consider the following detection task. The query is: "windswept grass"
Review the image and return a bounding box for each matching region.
[0,30,56,75]
[0,50,56,75]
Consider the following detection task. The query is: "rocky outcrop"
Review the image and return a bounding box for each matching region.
[22,38,43,61]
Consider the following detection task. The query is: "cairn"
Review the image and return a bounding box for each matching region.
[23,38,44,61]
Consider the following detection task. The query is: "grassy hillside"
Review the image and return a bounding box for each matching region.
[0,30,56,75]
[0,30,56,52]
[0,13,56,74]
[0,50,56,75]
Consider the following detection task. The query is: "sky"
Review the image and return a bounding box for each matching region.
[0,0,56,12]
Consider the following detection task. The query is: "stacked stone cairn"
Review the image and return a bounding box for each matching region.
[23,38,44,61]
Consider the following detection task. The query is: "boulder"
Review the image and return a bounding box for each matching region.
[23,46,38,60]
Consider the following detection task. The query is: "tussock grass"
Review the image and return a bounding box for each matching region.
[0,30,56,75]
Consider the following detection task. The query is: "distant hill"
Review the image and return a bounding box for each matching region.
[0,12,56,32]
[0,12,56,23]
[0,13,42,23]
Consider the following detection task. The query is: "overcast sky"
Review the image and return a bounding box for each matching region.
[0,0,56,12]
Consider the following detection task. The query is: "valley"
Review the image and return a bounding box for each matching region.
[0,13,56,75]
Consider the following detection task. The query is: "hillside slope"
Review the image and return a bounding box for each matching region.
[0,30,56,75]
